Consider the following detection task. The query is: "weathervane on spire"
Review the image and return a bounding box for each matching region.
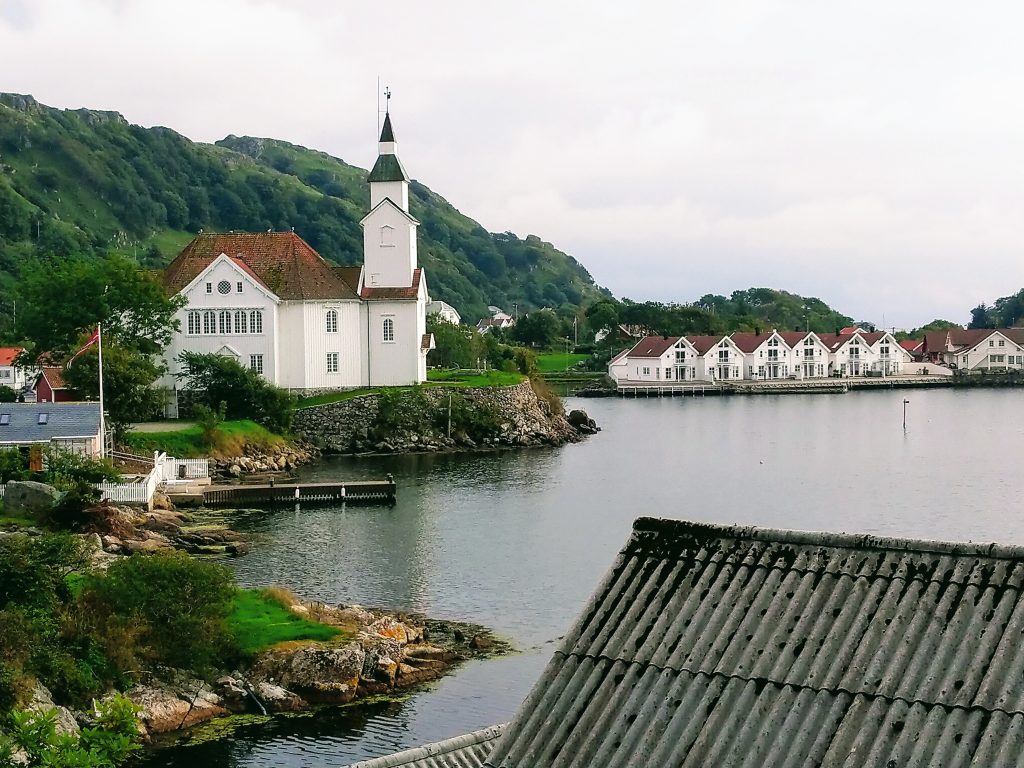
[384,86,391,114]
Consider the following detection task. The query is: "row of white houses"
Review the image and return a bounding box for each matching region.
[609,330,917,384]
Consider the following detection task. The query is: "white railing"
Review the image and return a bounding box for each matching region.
[0,452,210,511]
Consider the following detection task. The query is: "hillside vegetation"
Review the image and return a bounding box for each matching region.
[0,93,606,323]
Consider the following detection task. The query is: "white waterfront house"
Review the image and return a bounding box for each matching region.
[427,300,461,325]
[923,328,1024,370]
[609,329,913,385]
[0,347,29,393]
[162,111,433,392]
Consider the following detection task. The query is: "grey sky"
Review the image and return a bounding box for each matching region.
[2,0,1023,327]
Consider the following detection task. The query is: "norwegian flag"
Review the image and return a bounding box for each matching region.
[66,326,101,368]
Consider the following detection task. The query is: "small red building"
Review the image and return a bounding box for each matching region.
[34,367,80,403]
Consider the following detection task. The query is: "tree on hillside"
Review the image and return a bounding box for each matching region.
[14,254,184,360]
[427,317,485,368]
[969,303,995,330]
[511,309,562,348]
[586,301,620,338]
[896,319,963,340]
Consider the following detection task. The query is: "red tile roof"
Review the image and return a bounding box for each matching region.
[922,329,994,354]
[0,347,23,366]
[39,366,69,391]
[839,326,864,335]
[164,232,360,301]
[777,331,812,348]
[900,339,923,352]
[360,269,423,300]
[687,335,727,354]
[626,336,680,358]
[729,332,787,353]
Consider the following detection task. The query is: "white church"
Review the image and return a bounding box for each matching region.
[161,111,433,392]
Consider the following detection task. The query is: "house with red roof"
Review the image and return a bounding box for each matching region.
[922,328,1024,371]
[162,111,433,392]
[33,366,81,403]
[609,336,702,383]
[0,347,29,393]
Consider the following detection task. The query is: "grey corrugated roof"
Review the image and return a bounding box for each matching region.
[344,724,505,768]
[0,402,101,445]
[484,518,1024,767]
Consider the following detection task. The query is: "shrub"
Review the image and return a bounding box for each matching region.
[0,385,15,403]
[0,448,28,483]
[78,551,238,670]
[1,693,141,767]
[530,377,565,417]
[177,351,294,433]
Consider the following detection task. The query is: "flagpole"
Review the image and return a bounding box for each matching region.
[97,322,105,458]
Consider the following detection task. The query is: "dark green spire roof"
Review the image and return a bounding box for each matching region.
[379,112,395,142]
[368,153,409,183]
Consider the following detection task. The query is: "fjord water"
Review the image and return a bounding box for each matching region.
[140,388,1024,767]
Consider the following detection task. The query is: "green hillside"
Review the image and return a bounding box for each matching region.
[0,93,606,322]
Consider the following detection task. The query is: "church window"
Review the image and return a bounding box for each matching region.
[326,353,339,373]
[237,282,243,293]
[234,310,248,334]
[326,310,339,334]
[250,310,263,334]
[250,355,263,374]
[202,311,216,334]
[217,280,231,295]
[382,317,395,343]
[205,282,212,294]
[380,225,395,247]
[218,310,232,334]
[187,311,200,335]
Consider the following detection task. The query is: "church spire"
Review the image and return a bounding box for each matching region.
[379,111,395,143]
[369,98,409,187]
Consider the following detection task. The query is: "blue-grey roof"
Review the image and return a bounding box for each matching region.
[344,724,505,768]
[0,402,101,445]
[484,518,1024,767]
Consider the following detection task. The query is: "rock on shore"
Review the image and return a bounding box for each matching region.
[293,380,598,455]
[210,441,318,480]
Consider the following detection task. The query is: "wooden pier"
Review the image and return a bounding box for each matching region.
[184,478,397,507]
[615,376,955,398]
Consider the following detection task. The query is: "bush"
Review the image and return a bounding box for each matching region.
[0,385,16,403]
[177,352,294,433]
[0,448,28,483]
[1,693,141,767]
[78,551,238,671]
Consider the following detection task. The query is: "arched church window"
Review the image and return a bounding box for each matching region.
[202,311,216,334]
[383,317,395,342]
[326,309,339,333]
[234,310,248,334]
[218,311,232,334]
[250,310,263,335]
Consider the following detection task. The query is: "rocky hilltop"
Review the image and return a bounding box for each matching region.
[293,380,598,455]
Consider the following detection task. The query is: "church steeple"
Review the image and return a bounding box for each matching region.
[368,104,410,211]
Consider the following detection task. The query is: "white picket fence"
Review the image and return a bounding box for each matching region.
[0,451,210,511]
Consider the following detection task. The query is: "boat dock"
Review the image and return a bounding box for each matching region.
[168,478,397,507]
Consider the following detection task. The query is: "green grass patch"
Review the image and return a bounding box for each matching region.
[0,515,35,527]
[535,353,589,373]
[123,419,283,458]
[228,589,343,656]
[296,372,525,409]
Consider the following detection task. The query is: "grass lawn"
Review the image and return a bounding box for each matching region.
[296,370,525,408]
[229,589,344,656]
[123,419,283,458]
[536,353,589,373]
[0,516,34,527]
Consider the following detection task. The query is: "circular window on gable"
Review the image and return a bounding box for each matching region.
[217,280,231,295]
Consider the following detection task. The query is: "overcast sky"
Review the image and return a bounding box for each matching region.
[3,1,1023,327]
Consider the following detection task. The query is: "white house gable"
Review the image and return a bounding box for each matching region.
[361,198,418,289]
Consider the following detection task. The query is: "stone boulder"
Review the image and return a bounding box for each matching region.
[253,681,306,712]
[368,616,422,644]
[567,409,599,434]
[125,681,226,734]
[3,481,60,518]
[253,643,366,703]
[27,683,79,737]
